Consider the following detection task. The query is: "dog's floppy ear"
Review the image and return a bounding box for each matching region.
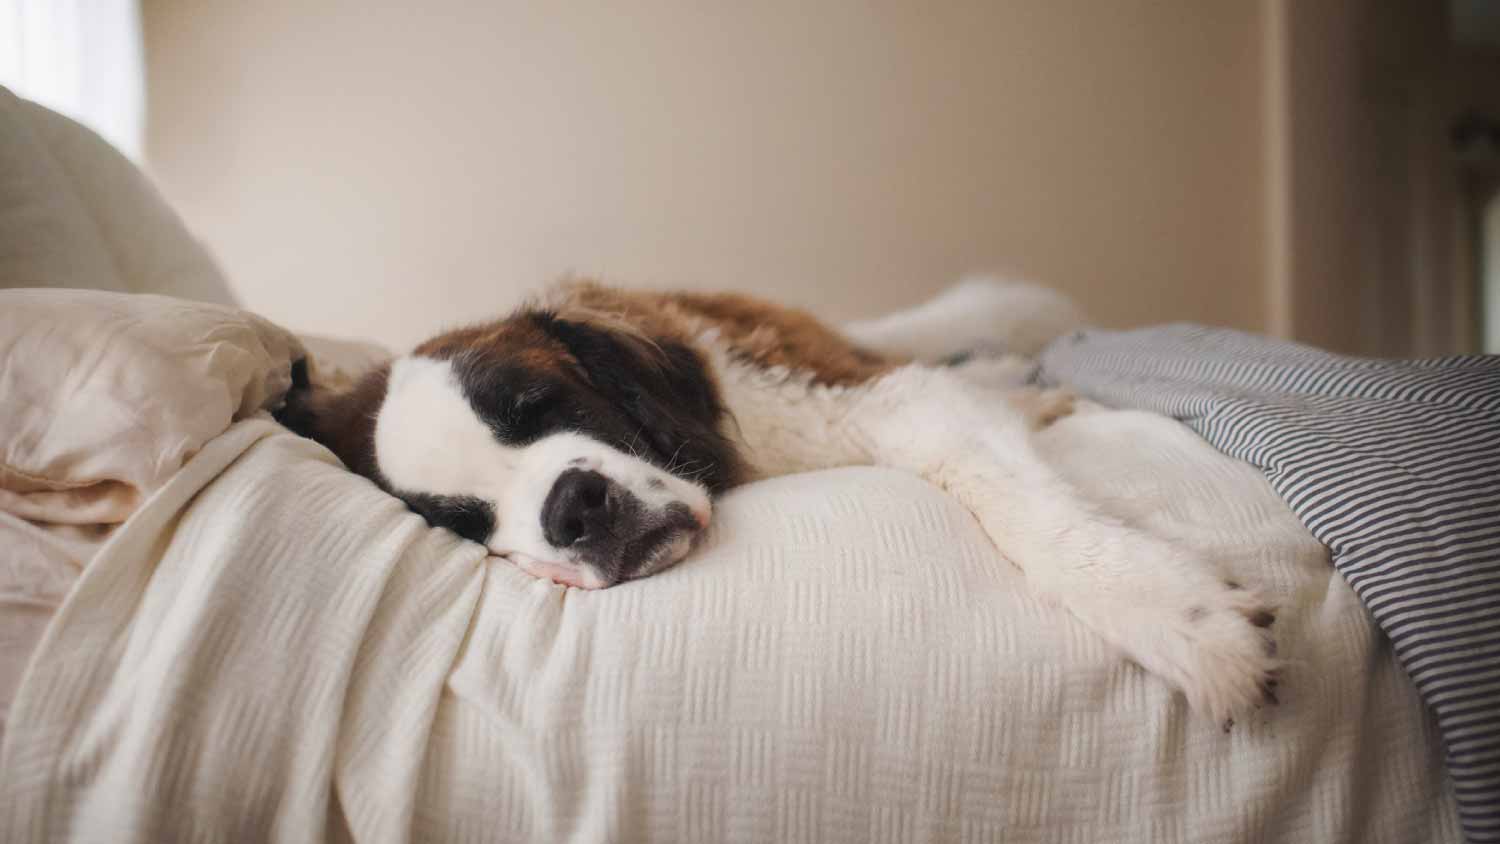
[273,357,318,437]
[537,314,741,492]
[274,358,390,482]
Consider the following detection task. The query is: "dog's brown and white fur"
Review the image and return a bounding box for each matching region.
[279,279,1279,723]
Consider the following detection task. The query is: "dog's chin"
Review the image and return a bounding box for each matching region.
[507,521,706,589]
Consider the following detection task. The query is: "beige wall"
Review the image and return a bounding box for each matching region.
[142,1,1269,349]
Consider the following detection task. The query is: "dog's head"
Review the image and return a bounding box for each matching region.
[278,307,739,588]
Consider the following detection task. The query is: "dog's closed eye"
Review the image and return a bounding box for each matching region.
[509,385,558,419]
[503,385,566,439]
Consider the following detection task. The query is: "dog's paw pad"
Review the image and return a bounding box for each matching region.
[1187,595,1281,723]
[1131,580,1283,725]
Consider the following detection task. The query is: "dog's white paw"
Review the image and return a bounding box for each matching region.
[1123,577,1280,726]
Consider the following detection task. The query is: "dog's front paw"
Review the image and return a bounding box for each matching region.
[1129,579,1280,725]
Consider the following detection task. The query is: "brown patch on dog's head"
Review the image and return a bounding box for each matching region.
[514,310,742,492]
[278,301,743,496]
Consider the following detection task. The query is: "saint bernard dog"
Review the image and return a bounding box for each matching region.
[278,279,1279,723]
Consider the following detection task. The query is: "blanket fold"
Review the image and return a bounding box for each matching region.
[0,419,489,842]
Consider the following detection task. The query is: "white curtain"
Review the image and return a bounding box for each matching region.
[0,0,145,161]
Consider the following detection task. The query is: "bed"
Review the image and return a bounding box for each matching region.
[0,87,1464,843]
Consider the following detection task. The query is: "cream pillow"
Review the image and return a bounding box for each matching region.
[0,289,304,525]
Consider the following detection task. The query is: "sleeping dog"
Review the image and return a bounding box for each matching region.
[278,279,1278,723]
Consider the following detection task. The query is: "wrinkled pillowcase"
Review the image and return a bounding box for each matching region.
[0,288,306,524]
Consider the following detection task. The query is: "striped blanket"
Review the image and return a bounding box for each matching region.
[1039,326,1500,844]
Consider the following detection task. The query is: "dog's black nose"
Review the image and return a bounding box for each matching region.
[541,468,614,548]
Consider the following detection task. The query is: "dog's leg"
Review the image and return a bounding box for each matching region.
[844,366,1279,723]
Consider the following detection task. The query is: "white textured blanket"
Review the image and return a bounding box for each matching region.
[1,402,1458,842]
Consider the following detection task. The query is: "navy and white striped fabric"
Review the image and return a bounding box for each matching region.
[1038,325,1500,843]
